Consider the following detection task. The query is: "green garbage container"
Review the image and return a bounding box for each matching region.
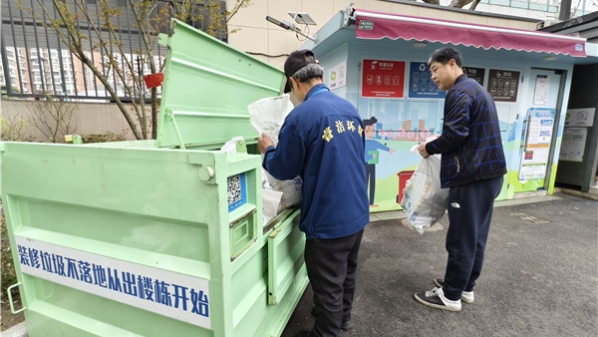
[1,19,308,337]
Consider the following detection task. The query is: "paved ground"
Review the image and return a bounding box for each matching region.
[281,193,598,337]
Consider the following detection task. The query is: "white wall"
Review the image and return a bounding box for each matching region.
[1,100,144,142]
[226,0,539,70]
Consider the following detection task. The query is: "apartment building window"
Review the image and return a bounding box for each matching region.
[481,0,559,12]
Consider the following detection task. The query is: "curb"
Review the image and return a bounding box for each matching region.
[2,321,28,337]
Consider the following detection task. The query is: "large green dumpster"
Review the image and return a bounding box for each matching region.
[1,20,308,337]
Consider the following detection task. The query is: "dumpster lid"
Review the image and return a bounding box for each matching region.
[156,20,285,149]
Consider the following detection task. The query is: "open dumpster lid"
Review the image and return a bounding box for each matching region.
[156,20,285,149]
[353,9,587,58]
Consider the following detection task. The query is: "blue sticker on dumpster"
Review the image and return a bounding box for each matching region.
[227,173,247,212]
[15,236,211,329]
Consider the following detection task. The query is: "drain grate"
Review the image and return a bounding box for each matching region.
[510,213,550,224]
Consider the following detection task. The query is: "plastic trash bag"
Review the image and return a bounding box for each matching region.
[400,145,449,234]
[248,94,302,212]
[220,136,245,154]
[262,189,284,225]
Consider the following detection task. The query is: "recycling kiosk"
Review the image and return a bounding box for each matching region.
[299,7,596,213]
[1,20,308,337]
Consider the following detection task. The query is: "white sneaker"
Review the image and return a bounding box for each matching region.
[434,278,475,303]
[414,287,462,312]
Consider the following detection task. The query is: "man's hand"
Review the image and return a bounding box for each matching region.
[258,134,274,154]
[417,142,430,158]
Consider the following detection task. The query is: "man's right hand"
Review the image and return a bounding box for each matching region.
[258,134,274,154]
[417,142,430,158]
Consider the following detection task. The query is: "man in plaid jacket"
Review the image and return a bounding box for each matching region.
[415,47,507,312]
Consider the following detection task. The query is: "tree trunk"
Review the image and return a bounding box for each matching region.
[448,0,474,8]
[151,87,158,139]
[470,0,482,10]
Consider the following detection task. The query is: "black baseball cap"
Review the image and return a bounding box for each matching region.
[283,49,318,93]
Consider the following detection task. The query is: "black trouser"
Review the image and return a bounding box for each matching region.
[443,176,503,301]
[366,164,376,205]
[304,229,364,337]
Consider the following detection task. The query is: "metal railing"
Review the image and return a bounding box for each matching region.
[479,0,597,15]
[1,0,227,101]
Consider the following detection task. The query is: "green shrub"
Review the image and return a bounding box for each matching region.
[0,115,32,142]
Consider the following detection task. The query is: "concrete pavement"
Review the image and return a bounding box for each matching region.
[282,193,598,337]
[2,321,27,337]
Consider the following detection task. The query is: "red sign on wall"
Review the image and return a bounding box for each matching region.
[362,59,405,98]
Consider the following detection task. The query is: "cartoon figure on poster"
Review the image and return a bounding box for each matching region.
[364,116,396,208]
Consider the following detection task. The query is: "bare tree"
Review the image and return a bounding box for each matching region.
[18,0,251,140]
[25,93,78,143]
[571,0,598,17]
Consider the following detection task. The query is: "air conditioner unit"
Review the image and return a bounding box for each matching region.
[536,19,562,30]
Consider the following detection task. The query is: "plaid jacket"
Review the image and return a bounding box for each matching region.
[426,75,507,188]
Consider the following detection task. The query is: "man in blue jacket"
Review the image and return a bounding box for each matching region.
[415,47,506,312]
[258,49,369,337]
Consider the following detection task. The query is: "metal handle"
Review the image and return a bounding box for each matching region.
[7,282,25,314]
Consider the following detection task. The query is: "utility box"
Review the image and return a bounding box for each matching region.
[1,20,308,337]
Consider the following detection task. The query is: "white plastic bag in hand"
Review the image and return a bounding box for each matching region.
[248,94,302,212]
[248,94,293,144]
[400,145,449,234]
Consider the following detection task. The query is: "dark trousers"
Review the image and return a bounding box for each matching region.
[366,164,376,205]
[304,229,364,337]
[443,176,503,301]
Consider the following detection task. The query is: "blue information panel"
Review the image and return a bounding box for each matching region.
[408,62,446,99]
[227,173,247,212]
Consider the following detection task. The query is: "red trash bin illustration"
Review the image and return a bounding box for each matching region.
[397,170,415,204]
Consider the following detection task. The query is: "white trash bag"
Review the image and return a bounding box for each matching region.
[400,145,449,234]
[248,94,302,212]
[220,136,245,154]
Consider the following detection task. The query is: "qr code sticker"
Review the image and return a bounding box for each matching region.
[227,174,242,205]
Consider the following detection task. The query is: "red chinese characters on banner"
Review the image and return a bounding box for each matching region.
[361,59,405,98]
